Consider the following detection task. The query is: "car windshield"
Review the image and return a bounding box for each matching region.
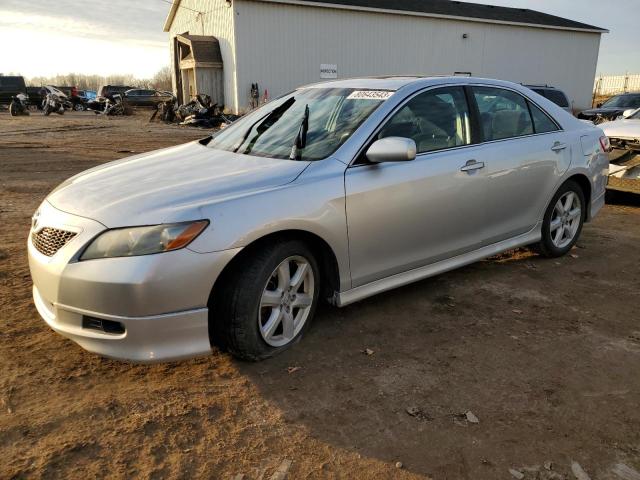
[208,87,393,161]
[603,95,640,108]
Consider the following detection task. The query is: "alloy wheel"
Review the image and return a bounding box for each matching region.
[550,191,582,249]
[258,255,315,347]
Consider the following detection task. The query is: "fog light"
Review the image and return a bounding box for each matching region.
[82,316,125,335]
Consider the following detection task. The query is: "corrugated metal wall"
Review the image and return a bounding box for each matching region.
[168,0,238,111]
[234,1,601,112]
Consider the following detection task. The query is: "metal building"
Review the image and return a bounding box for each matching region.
[163,0,607,113]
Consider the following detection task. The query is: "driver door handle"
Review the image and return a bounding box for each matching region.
[551,142,568,152]
[460,160,485,172]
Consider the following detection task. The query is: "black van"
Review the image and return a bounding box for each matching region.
[0,76,27,104]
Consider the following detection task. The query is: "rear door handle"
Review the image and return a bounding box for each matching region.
[551,142,568,152]
[460,160,485,172]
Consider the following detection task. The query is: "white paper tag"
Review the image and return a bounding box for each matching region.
[347,90,395,101]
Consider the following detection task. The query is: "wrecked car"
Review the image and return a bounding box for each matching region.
[600,107,640,194]
[578,92,640,123]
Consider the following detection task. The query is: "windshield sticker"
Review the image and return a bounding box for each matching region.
[347,90,395,101]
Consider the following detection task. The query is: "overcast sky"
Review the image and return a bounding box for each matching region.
[0,0,636,79]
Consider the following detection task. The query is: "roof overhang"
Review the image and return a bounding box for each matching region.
[250,0,609,34]
[176,34,224,68]
[163,0,181,32]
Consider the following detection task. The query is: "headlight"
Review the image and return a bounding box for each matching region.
[80,220,208,260]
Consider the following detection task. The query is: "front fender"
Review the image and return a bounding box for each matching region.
[187,158,351,290]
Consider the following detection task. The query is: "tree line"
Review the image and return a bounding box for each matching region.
[24,66,172,92]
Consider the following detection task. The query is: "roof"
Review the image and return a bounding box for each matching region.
[164,0,607,33]
[302,75,533,91]
[304,76,422,90]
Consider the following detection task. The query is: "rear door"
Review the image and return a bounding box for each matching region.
[344,86,489,287]
[468,85,569,242]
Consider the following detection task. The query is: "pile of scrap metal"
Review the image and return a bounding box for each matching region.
[600,107,640,194]
[86,94,132,116]
[150,94,241,128]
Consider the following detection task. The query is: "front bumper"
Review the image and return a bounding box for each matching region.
[28,201,240,362]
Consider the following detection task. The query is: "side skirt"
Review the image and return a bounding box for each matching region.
[334,225,542,307]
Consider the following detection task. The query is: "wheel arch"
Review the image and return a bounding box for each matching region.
[564,173,592,220]
[207,229,342,311]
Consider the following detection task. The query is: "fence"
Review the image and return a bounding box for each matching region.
[593,74,640,96]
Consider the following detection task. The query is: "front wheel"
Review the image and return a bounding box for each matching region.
[211,240,320,361]
[74,103,85,111]
[535,180,586,258]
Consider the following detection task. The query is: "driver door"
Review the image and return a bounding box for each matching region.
[344,86,489,287]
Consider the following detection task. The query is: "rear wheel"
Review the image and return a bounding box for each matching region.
[536,180,585,258]
[211,240,320,360]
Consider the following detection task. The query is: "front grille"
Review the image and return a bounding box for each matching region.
[32,227,77,257]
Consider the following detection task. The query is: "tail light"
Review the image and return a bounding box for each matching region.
[599,136,611,153]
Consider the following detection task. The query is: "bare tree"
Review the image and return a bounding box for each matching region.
[150,66,172,92]
[25,67,173,93]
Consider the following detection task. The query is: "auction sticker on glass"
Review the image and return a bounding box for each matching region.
[347,90,395,100]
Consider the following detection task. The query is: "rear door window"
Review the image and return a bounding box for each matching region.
[528,101,560,134]
[379,86,471,154]
[472,87,534,141]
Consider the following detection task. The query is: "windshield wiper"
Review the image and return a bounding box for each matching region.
[232,97,295,153]
[290,104,309,160]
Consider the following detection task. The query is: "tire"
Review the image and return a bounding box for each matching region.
[43,106,51,116]
[74,103,85,111]
[211,240,321,361]
[535,180,586,258]
[9,102,18,116]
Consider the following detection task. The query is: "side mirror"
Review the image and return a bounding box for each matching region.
[596,102,603,108]
[366,137,417,163]
[622,109,636,118]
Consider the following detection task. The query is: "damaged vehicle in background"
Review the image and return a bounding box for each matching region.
[578,92,640,123]
[600,107,640,194]
[9,92,30,116]
[42,86,72,116]
[28,77,609,363]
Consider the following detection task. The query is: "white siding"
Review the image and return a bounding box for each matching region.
[234,1,601,111]
[168,0,238,111]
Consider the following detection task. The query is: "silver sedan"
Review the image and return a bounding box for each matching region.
[28,77,609,362]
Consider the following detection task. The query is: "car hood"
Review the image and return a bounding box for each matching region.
[600,119,640,139]
[47,140,311,227]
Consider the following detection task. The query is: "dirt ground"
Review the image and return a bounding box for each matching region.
[1,111,639,480]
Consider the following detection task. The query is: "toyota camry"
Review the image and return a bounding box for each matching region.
[28,76,609,362]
